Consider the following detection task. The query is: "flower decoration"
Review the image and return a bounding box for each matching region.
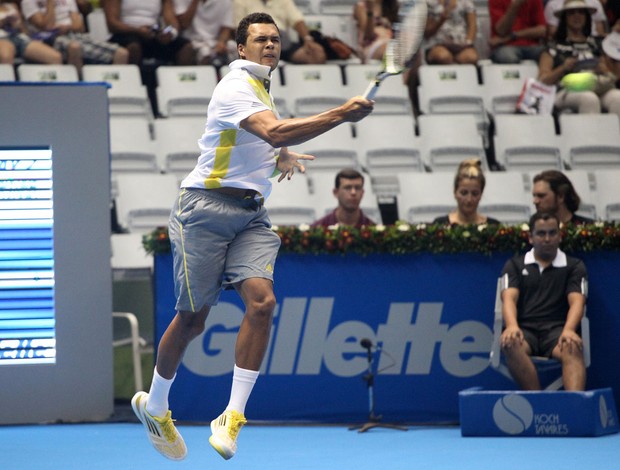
[142,222,620,256]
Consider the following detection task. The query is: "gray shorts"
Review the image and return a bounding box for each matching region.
[169,188,281,312]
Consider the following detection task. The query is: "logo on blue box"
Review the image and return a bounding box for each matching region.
[493,394,534,435]
[460,388,620,437]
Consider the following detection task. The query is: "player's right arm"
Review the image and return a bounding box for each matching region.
[240,96,374,148]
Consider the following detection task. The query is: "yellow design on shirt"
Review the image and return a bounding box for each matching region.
[248,77,272,108]
[204,129,237,189]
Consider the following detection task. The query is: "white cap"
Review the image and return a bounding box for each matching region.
[603,32,620,61]
[553,0,597,18]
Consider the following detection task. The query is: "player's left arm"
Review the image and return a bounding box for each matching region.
[274,147,315,182]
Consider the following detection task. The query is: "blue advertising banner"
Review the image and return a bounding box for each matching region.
[154,252,620,423]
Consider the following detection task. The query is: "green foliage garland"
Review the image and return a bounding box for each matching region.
[142,222,620,256]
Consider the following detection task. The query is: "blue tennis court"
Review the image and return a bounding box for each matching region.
[2,407,619,470]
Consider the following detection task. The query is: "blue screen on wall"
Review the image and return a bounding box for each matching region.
[0,147,56,364]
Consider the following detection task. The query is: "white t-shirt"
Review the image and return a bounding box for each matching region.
[119,0,161,27]
[21,0,78,28]
[174,0,234,47]
[544,0,607,34]
[181,60,280,199]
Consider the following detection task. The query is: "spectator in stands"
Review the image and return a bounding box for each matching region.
[424,0,479,65]
[353,0,398,63]
[603,31,620,86]
[311,168,375,227]
[21,0,129,73]
[433,158,501,226]
[532,170,594,225]
[544,0,607,40]
[500,211,587,391]
[233,0,326,64]
[489,0,546,64]
[0,0,62,64]
[104,0,194,65]
[538,0,620,117]
[174,0,235,66]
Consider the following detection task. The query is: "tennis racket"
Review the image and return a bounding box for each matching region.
[363,0,428,100]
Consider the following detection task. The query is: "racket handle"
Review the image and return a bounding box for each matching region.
[363,80,380,100]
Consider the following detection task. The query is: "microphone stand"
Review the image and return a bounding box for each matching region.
[349,343,408,433]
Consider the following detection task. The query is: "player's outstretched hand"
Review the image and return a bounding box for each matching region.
[341,96,375,122]
[277,148,315,182]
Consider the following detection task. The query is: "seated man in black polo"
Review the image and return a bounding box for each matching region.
[500,211,587,391]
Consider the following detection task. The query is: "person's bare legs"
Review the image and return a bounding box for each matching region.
[0,39,16,64]
[125,42,143,65]
[426,45,454,65]
[156,305,210,379]
[234,278,276,370]
[552,343,586,391]
[66,40,83,75]
[22,40,63,64]
[502,340,541,390]
[175,42,197,66]
[113,46,129,64]
[456,46,479,65]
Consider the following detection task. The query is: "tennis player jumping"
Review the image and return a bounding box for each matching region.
[131,12,374,461]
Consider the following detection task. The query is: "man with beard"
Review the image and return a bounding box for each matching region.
[532,170,594,225]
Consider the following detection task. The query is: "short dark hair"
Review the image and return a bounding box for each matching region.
[236,12,279,46]
[533,170,581,213]
[529,211,560,231]
[334,168,364,189]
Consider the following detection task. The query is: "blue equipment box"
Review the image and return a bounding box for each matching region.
[459,387,619,437]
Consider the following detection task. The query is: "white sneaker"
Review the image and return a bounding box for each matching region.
[131,391,187,461]
[209,410,247,460]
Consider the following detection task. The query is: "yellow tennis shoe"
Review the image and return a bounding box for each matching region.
[131,391,187,461]
[209,410,247,460]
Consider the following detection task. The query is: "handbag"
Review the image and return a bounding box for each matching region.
[516,78,556,115]
[309,30,357,61]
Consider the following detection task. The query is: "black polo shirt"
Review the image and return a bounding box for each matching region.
[501,249,587,327]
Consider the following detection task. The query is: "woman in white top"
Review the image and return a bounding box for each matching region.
[424,0,478,65]
[353,0,398,63]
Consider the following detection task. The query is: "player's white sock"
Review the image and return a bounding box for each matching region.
[225,365,259,414]
[146,367,176,418]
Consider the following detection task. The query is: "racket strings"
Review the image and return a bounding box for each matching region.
[392,0,428,69]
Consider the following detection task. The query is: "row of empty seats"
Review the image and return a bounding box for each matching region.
[108,111,620,190]
[111,169,620,238]
[1,61,545,119]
